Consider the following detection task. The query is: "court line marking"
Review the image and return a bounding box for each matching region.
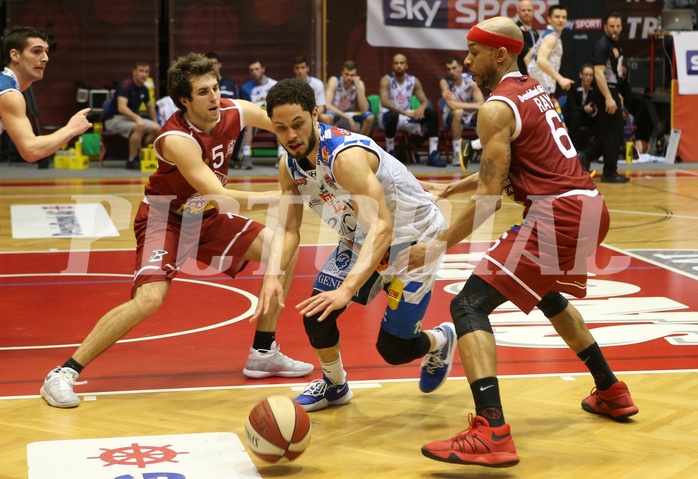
[603,243,698,281]
[5,368,698,402]
[0,273,256,351]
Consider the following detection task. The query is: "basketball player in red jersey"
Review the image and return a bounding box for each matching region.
[399,17,638,467]
[40,53,312,409]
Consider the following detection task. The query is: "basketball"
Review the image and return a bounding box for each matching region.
[244,395,312,462]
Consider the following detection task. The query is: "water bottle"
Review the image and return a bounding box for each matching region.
[658,14,663,31]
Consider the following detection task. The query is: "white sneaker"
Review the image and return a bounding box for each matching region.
[242,341,314,379]
[40,367,85,408]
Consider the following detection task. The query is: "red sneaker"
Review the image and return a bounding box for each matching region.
[421,414,520,468]
[581,380,639,420]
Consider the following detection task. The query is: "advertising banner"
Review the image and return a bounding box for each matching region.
[367,0,663,60]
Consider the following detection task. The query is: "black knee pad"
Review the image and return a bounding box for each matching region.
[302,291,345,349]
[450,275,507,337]
[376,328,430,365]
[384,111,399,137]
[424,108,439,137]
[536,291,569,318]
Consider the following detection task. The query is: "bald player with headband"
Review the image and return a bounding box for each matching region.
[399,17,638,468]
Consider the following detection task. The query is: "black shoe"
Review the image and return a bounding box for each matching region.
[125,158,140,170]
[600,173,630,183]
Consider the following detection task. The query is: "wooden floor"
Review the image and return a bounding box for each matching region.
[1,168,698,478]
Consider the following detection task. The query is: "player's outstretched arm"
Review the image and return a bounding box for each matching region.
[159,133,280,212]
[0,91,91,162]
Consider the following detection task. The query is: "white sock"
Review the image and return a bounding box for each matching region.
[386,138,395,151]
[429,137,438,153]
[243,145,251,156]
[471,138,482,150]
[429,328,447,351]
[320,355,346,384]
[277,145,285,158]
[453,138,461,158]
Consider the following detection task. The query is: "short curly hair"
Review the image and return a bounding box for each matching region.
[266,78,316,119]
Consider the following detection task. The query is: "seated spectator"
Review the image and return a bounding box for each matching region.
[439,56,484,165]
[564,64,598,152]
[104,61,161,169]
[319,60,374,136]
[239,59,284,169]
[293,55,325,115]
[205,52,239,99]
[379,53,445,167]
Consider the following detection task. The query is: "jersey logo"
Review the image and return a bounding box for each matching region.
[319,191,346,214]
[148,249,168,263]
[323,174,336,187]
[225,140,236,158]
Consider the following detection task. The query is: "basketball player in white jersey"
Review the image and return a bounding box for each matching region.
[319,60,375,136]
[439,56,484,166]
[379,53,445,167]
[525,5,574,95]
[256,78,460,412]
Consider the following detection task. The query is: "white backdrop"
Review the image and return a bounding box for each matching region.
[673,31,698,95]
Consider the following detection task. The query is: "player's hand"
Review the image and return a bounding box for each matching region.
[252,277,285,323]
[410,107,426,120]
[605,96,618,115]
[419,180,449,200]
[67,108,93,136]
[559,77,574,91]
[296,288,353,322]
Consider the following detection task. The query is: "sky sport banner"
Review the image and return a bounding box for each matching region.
[673,32,698,95]
[366,0,662,60]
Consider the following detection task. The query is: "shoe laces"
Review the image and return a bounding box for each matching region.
[53,367,87,389]
[452,413,486,440]
[268,343,306,366]
[300,378,328,397]
[421,346,445,375]
[587,386,605,403]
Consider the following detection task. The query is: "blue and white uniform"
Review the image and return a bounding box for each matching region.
[441,72,478,127]
[284,123,446,338]
[0,68,21,134]
[527,26,563,95]
[326,76,372,126]
[379,73,423,135]
[240,77,277,110]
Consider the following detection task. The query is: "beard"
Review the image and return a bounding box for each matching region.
[289,125,318,162]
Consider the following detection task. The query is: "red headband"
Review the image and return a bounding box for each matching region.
[467,25,524,54]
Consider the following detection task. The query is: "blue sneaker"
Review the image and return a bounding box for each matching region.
[294,376,353,412]
[419,322,457,393]
[388,149,397,158]
[427,151,447,167]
